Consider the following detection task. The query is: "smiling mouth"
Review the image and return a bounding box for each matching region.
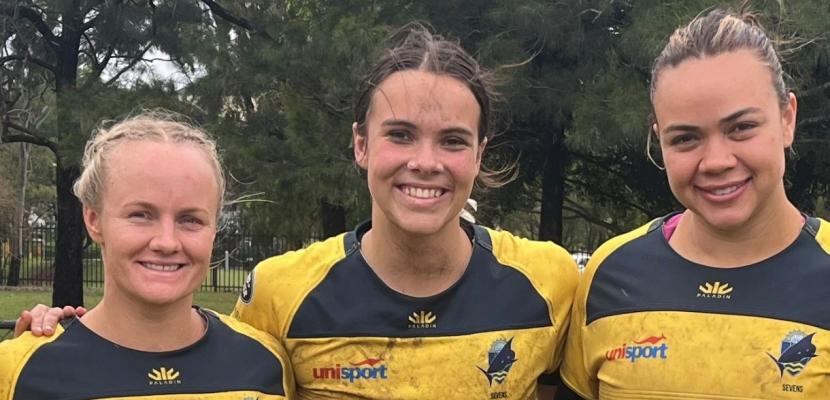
[400,186,445,199]
[701,178,751,196]
[141,262,184,272]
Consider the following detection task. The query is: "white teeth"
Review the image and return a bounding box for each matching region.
[142,263,181,272]
[403,186,442,199]
[712,185,740,196]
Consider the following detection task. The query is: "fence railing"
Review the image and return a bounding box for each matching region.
[1,224,594,292]
[0,224,319,292]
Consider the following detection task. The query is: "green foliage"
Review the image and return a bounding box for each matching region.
[2,0,828,252]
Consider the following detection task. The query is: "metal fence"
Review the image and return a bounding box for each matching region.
[0,224,319,292]
[1,224,595,292]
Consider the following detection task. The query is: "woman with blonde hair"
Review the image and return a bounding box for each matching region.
[1,113,294,399]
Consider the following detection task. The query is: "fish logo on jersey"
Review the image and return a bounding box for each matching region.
[477,338,517,386]
[240,272,254,303]
[767,331,817,377]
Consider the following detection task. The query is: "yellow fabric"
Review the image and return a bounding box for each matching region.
[561,218,830,399]
[233,227,578,399]
[0,326,65,400]
[814,217,830,256]
[231,234,347,340]
[561,221,654,399]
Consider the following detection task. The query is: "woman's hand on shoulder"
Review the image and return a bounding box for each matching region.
[14,304,87,337]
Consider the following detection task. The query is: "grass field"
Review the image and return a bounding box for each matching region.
[0,287,240,322]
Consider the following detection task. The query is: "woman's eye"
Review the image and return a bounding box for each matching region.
[387,130,412,141]
[669,133,698,147]
[444,136,470,148]
[180,216,205,227]
[732,122,757,134]
[128,211,150,220]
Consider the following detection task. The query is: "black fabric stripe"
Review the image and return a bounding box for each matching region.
[14,309,286,399]
[288,222,553,338]
[586,217,830,330]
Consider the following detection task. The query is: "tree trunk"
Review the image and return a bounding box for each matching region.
[51,1,85,307]
[320,198,346,238]
[8,143,30,286]
[6,256,20,286]
[538,130,567,243]
[51,158,84,307]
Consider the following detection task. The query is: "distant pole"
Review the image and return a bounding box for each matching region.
[224,250,229,271]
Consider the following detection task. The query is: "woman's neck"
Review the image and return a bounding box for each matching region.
[669,199,803,268]
[361,217,473,297]
[80,292,205,352]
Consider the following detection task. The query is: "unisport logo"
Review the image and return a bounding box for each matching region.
[605,335,669,362]
[312,358,389,383]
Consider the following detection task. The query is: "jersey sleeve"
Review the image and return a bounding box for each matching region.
[485,228,580,375]
[543,243,580,374]
[214,312,296,399]
[231,260,284,338]
[231,234,347,340]
[559,260,597,399]
[560,222,654,399]
[0,330,63,400]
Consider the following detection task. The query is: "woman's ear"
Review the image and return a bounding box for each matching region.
[781,92,798,148]
[353,122,368,169]
[477,137,488,166]
[83,206,104,245]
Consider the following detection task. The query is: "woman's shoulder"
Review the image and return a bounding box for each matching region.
[253,232,350,278]
[480,226,572,261]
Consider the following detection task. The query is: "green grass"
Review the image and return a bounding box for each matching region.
[0,287,240,322]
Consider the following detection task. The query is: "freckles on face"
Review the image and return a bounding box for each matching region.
[356,69,483,234]
[92,140,220,305]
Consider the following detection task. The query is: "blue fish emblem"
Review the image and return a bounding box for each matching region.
[767,332,818,377]
[477,338,517,386]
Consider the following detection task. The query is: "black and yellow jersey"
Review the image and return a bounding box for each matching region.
[0,307,293,400]
[560,214,830,399]
[232,221,578,399]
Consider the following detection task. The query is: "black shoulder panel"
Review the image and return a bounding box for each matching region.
[14,312,286,399]
[586,227,830,330]
[288,226,552,338]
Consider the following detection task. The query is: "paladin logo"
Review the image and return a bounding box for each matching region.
[148,367,181,385]
[408,311,437,328]
[697,281,733,299]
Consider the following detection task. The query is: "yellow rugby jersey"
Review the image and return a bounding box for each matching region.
[0,308,293,400]
[560,214,830,399]
[232,221,578,399]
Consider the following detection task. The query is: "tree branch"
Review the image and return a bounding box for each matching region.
[1,119,57,154]
[797,115,830,130]
[199,0,273,40]
[563,199,625,234]
[799,81,830,98]
[0,55,57,73]
[565,176,653,216]
[82,31,117,86]
[0,4,60,50]
[103,44,153,86]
